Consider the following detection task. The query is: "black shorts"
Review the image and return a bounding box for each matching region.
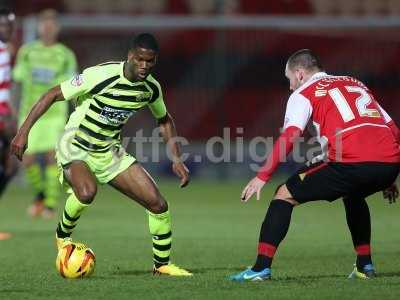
[0,135,9,163]
[285,161,400,204]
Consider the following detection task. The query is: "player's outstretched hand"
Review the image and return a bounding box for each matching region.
[172,162,190,188]
[241,177,266,202]
[10,131,28,161]
[383,183,399,204]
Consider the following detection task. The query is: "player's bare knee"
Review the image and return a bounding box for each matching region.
[274,184,299,206]
[75,183,97,204]
[148,196,168,214]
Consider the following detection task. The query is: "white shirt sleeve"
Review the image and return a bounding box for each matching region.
[376,103,392,124]
[283,93,313,131]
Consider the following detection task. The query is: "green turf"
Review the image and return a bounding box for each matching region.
[0,179,400,299]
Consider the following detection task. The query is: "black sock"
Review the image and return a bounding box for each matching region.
[252,200,294,272]
[35,192,45,202]
[56,223,71,239]
[0,173,11,197]
[343,196,372,270]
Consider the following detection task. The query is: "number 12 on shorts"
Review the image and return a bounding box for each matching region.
[328,86,381,123]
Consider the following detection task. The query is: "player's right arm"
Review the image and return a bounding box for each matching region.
[11,85,64,160]
[256,93,312,182]
[241,93,312,202]
[375,102,400,203]
[147,76,190,188]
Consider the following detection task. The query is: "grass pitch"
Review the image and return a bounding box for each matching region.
[0,179,400,299]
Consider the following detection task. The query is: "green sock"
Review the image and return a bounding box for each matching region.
[56,193,89,238]
[44,164,61,209]
[25,163,43,197]
[148,208,172,267]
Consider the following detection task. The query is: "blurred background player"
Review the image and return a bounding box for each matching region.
[231,49,400,281]
[13,9,77,219]
[0,7,16,240]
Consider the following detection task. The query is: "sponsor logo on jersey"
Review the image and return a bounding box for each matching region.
[32,68,56,84]
[99,106,135,125]
[136,91,152,102]
[71,74,83,87]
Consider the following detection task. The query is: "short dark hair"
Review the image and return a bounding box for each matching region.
[129,33,159,53]
[287,49,323,71]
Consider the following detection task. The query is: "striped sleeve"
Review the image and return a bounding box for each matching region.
[60,65,118,100]
[146,77,167,119]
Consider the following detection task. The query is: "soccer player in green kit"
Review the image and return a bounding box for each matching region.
[11,33,192,276]
[13,9,77,218]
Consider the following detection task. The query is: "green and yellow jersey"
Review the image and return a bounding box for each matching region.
[60,61,167,153]
[13,41,77,122]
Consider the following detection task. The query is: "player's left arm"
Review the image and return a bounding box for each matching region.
[375,102,400,203]
[148,84,190,188]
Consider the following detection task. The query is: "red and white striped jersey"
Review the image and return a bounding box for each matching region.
[283,72,400,163]
[0,40,11,104]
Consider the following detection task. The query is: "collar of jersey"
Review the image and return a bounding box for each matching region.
[309,72,328,82]
[294,71,329,94]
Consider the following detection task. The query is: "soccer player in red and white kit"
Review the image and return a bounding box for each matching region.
[230,49,400,281]
[0,8,16,240]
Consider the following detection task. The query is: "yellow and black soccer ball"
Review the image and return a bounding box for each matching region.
[56,241,95,279]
